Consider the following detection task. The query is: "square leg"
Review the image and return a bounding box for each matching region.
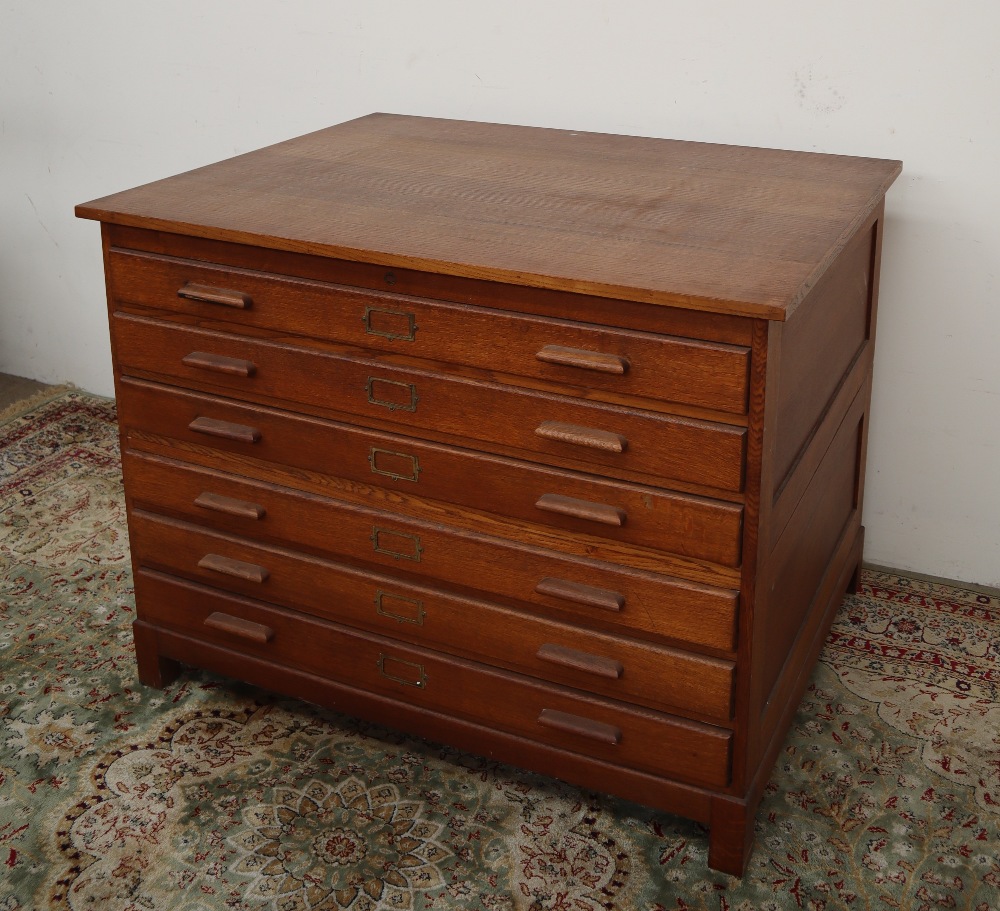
[133,619,182,688]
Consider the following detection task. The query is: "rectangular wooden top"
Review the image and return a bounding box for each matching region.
[77,113,901,320]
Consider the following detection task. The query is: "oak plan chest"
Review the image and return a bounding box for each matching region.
[77,114,901,874]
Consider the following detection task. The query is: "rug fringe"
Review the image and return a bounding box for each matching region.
[0,383,76,426]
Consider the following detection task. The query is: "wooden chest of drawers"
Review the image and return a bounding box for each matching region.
[77,114,900,874]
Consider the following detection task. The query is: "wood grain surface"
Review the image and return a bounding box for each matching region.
[78,114,901,318]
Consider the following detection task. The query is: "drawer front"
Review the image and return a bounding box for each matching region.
[123,453,739,653]
[109,248,750,414]
[112,314,746,493]
[129,511,735,721]
[135,570,733,788]
[118,379,743,568]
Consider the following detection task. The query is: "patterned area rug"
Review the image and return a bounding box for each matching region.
[1,391,998,910]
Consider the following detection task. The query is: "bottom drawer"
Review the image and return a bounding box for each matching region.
[136,570,733,790]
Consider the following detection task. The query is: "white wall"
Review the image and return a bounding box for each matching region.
[3,1,998,586]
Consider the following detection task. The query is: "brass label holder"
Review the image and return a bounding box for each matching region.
[368,447,421,482]
[375,590,426,625]
[378,653,427,688]
[362,306,418,342]
[366,377,419,412]
[371,526,423,562]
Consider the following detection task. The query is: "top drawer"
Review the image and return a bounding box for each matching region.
[108,249,750,415]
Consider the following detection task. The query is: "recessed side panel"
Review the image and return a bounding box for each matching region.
[772,219,876,492]
[759,403,864,708]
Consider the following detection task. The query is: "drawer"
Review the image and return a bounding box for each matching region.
[129,510,735,721]
[135,570,733,789]
[118,379,743,568]
[131,511,733,723]
[123,452,739,653]
[109,248,751,415]
[112,313,746,493]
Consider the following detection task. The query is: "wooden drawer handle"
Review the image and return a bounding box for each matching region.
[536,345,628,375]
[534,577,625,612]
[536,643,624,679]
[198,553,270,584]
[537,708,621,745]
[188,416,262,444]
[535,493,626,527]
[203,611,273,643]
[535,421,627,454]
[194,491,266,520]
[177,282,252,310]
[182,351,257,377]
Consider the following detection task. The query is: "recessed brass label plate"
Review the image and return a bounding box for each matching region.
[371,526,423,562]
[375,590,425,625]
[366,377,418,412]
[378,653,426,688]
[363,306,417,342]
[369,447,421,482]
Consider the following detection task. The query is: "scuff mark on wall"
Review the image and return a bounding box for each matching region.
[24,194,60,249]
[794,66,846,115]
